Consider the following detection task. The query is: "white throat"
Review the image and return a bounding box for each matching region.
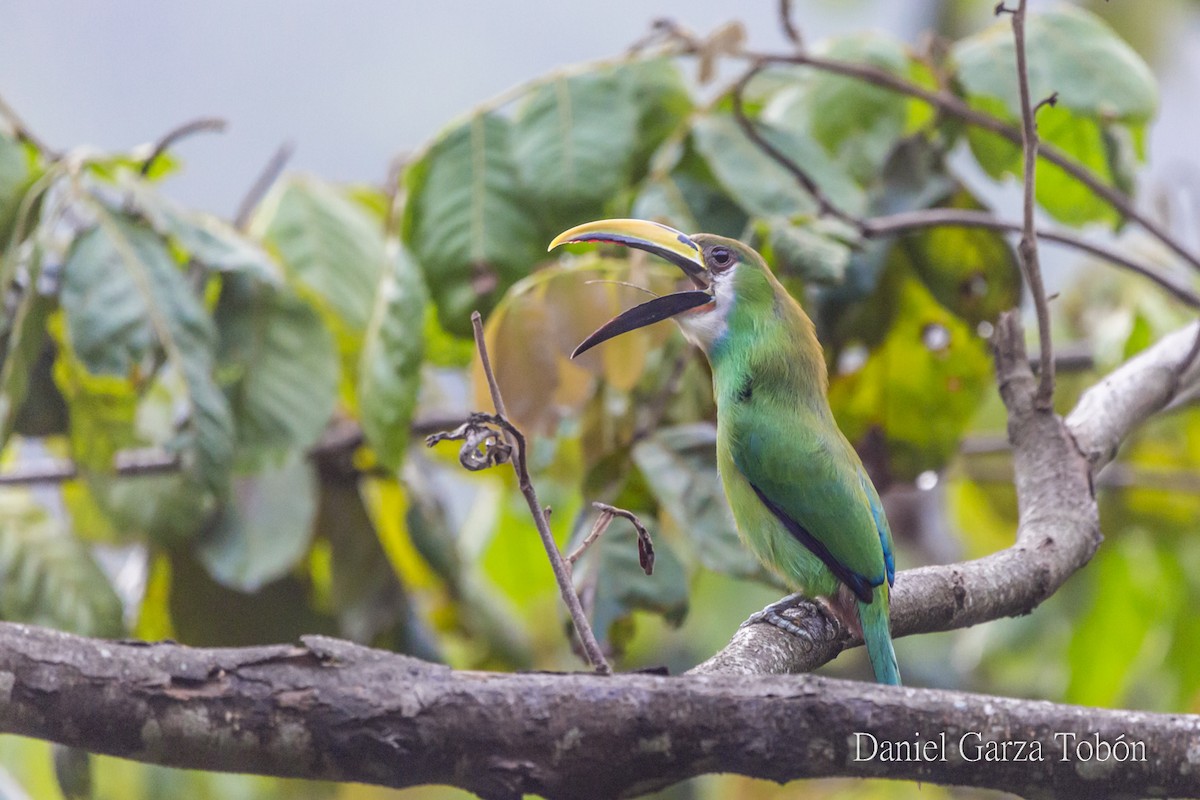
[675,275,733,351]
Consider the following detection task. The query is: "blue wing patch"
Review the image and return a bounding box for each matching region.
[860,470,895,587]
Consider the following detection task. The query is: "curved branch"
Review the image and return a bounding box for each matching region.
[1,624,1197,799]
[865,208,1200,308]
[694,314,1200,677]
[729,67,1198,310]
[731,64,865,233]
[741,48,1200,276]
[139,116,227,176]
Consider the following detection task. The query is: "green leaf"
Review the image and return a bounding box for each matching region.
[52,312,218,545]
[587,517,688,653]
[0,133,40,250]
[358,241,427,472]
[632,424,763,579]
[318,477,434,655]
[168,549,335,647]
[403,113,543,336]
[954,7,1156,123]
[755,218,854,285]
[477,257,679,435]
[898,188,1021,326]
[86,152,181,184]
[626,58,694,169]
[1065,536,1175,707]
[195,454,317,593]
[381,466,533,668]
[768,33,910,184]
[828,256,993,481]
[257,174,384,333]
[11,343,68,438]
[690,112,865,220]
[215,274,338,469]
[133,187,282,284]
[508,58,693,236]
[49,316,141,473]
[951,6,1156,227]
[632,136,749,238]
[59,209,233,494]
[0,248,54,449]
[512,69,640,231]
[0,490,123,637]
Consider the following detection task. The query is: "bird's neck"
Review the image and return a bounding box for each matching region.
[706,287,830,414]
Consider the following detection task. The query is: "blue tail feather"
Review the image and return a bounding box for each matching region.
[858,585,900,685]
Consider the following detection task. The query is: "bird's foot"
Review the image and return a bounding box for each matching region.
[739,592,811,638]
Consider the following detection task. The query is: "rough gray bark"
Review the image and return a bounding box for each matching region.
[1,317,1199,798]
[1,624,1198,800]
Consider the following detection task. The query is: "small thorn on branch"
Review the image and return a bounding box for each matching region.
[994,3,1014,15]
[1034,92,1059,115]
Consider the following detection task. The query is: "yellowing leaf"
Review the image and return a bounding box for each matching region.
[473,257,677,434]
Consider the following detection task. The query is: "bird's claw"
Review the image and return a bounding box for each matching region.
[739,592,810,638]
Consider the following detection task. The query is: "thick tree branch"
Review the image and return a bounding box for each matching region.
[694,314,1200,677]
[1,623,1197,799]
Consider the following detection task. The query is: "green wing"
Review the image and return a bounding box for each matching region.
[729,402,893,602]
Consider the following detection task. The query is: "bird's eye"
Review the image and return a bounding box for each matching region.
[709,246,734,272]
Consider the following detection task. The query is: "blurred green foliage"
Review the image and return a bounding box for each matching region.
[0,4,1195,799]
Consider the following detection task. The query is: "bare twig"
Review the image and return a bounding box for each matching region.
[567,506,616,565]
[0,93,57,158]
[777,0,803,50]
[731,64,1200,312]
[234,141,295,231]
[731,64,865,232]
[139,117,227,177]
[865,208,1200,308]
[0,451,179,486]
[1009,0,1055,408]
[731,46,1200,275]
[463,311,611,674]
[567,503,655,575]
[473,312,511,421]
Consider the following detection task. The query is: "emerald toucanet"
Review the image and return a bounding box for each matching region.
[549,219,900,685]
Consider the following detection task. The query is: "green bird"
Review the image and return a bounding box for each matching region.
[550,218,900,685]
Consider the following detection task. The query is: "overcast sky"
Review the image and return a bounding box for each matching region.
[2,1,935,215]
